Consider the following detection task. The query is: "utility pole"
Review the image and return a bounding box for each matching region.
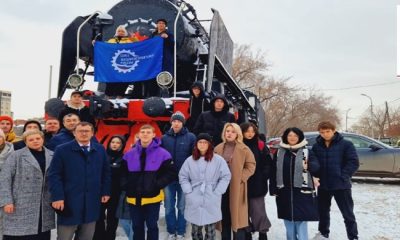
[385,101,391,136]
[48,65,53,99]
[345,108,351,132]
[361,94,374,138]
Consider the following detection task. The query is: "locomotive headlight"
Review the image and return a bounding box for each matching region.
[67,74,83,88]
[156,71,173,88]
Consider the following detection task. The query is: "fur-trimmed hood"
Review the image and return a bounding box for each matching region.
[279,138,308,150]
[66,101,85,110]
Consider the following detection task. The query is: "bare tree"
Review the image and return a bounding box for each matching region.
[352,104,400,138]
[232,44,341,137]
[232,44,269,88]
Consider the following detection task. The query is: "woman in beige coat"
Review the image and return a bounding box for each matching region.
[215,123,256,240]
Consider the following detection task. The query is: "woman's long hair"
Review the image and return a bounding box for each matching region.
[192,140,214,161]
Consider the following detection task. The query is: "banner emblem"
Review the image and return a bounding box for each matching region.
[111,49,139,73]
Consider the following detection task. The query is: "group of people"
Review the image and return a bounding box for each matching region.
[0,80,360,240]
[98,19,174,98]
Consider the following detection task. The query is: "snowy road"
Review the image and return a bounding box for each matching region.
[52,179,400,240]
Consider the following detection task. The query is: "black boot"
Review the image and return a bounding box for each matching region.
[259,232,268,240]
[245,231,252,240]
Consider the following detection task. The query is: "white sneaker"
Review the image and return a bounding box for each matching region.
[312,232,329,240]
[176,235,185,240]
[167,234,176,240]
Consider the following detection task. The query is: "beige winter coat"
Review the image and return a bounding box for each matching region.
[215,142,256,231]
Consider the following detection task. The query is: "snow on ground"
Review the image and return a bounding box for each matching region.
[53,179,400,240]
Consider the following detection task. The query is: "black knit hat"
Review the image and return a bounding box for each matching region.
[23,120,42,132]
[70,90,83,97]
[170,111,185,124]
[196,133,212,143]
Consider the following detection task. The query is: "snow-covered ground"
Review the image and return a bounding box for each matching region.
[53,179,400,240]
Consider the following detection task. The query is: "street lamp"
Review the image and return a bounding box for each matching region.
[345,108,351,132]
[361,93,374,138]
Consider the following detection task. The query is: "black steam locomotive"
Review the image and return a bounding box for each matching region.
[48,0,265,145]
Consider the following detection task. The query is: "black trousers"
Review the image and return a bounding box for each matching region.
[318,188,358,240]
[3,231,50,240]
[221,191,247,240]
[93,191,121,240]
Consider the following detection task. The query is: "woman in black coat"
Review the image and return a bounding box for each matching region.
[241,123,272,240]
[270,127,318,240]
[93,135,126,240]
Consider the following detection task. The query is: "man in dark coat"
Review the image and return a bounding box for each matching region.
[151,18,174,75]
[186,81,210,131]
[48,122,111,240]
[58,91,95,128]
[43,117,61,145]
[193,94,236,145]
[47,113,80,151]
[161,111,196,239]
[309,121,359,240]
[47,114,99,151]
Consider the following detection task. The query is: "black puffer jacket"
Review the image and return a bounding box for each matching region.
[193,94,235,145]
[309,132,359,190]
[106,135,126,194]
[244,137,272,198]
[186,81,210,131]
[58,102,95,128]
[270,147,319,222]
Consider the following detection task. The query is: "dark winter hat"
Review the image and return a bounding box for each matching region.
[196,133,212,143]
[156,18,168,25]
[70,90,83,97]
[23,120,42,132]
[170,111,185,124]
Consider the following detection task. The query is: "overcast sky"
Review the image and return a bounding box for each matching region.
[1,0,399,130]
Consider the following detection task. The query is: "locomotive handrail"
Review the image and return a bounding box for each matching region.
[76,11,101,76]
[174,2,186,98]
[76,11,113,76]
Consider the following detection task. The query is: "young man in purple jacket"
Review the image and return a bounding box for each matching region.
[122,124,177,240]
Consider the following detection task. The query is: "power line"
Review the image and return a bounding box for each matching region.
[389,97,400,103]
[320,81,400,91]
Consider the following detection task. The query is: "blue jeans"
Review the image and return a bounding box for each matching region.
[119,219,134,240]
[129,202,160,240]
[283,220,308,240]
[164,181,186,235]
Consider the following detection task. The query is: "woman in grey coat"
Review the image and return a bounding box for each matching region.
[0,129,14,240]
[0,129,55,240]
[179,133,231,240]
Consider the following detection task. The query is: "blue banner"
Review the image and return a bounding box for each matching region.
[94,37,163,83]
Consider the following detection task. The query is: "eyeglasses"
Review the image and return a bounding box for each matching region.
[76,130,92,134]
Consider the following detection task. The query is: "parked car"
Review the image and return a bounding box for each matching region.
[375,137,395,146]
[266,137,280,155]
[266,132,400,178]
